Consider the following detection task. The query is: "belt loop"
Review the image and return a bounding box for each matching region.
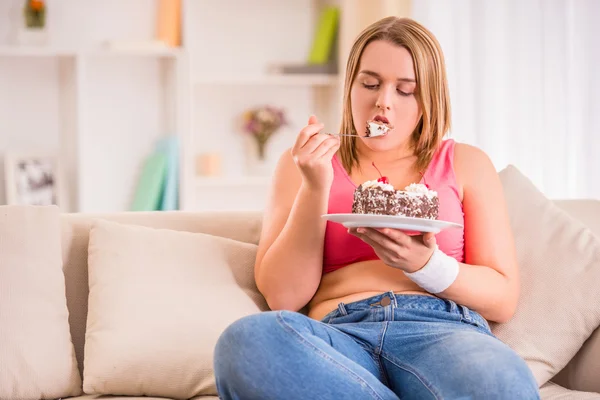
[445,299,459,314]
[337,302,348,316]
[388,290,398,307]
[459,305,472,322]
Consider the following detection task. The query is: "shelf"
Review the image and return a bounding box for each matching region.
[0,46,76,57]
[196,176,272,188]
[0,46,182,58]
[194,74,339,87]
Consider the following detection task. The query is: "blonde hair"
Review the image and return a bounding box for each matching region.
[338,17,451,173]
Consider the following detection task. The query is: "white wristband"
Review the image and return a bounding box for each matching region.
[404,246,459,294]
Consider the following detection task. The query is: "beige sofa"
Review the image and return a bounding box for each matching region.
[1,166,600,400]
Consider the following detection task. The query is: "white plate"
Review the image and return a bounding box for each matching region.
[322,213,463,234]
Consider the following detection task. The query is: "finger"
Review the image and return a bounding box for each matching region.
[322,141,340,160]
[374,228,412,247]
[308,115,319,125]
[300,130,335,154]
[350,231,395,262]
[312,136,340,158]
[292,121,324,152]
[350,230,382,249]
[422,232,437,248]
[356,228,399,249]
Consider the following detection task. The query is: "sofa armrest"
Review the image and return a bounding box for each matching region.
[552,326,600,393]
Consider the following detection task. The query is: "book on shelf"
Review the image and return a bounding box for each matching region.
[156,0,181,47]
[130,151,167,212]
[130,135,179,212]
[266,6,340,77]
[157,136,179,211]
[307,6,340,65]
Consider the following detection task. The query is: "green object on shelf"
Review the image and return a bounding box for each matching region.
[307,6,340,65]
[130,151,168,211]
[156,135,179,211]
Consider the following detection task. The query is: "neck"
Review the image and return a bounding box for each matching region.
[356,140,415,168]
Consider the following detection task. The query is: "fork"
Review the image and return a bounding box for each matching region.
[323,132,362,137]
[322,132,384,138]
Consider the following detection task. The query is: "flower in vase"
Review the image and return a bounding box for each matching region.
[24,0,46,29]
[241,105,287,160]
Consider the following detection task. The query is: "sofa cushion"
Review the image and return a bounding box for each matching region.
[83,219,263,399]
[492,166,600,387]
[539,381,600,400]
[552,323,600,393]
[0,205,82,400]
[60,210,264,380]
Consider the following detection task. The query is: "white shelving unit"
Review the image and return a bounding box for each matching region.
[0,0,188,213]
[182,0,344,212]
[0,0,407,213]
[0,46,183,212]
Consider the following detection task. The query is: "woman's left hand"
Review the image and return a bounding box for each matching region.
[348,227,437,273]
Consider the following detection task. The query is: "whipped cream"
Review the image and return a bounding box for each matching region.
[404,183,437,197]
[361,179,394,191]
[361,181,437,197]
[367,121,390,137]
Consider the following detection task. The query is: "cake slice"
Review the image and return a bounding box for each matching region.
[352,180,439,219]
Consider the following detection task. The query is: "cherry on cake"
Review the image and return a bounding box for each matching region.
[351,164,439,219]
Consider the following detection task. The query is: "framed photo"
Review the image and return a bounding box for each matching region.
[4,152,67,208]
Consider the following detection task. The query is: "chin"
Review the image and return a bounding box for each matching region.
[361,138,395,151]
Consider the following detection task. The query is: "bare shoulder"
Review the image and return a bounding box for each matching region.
[453,142,499,191]
[454,142,495,174]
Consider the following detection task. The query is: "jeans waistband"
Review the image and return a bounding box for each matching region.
[321,291,489,330]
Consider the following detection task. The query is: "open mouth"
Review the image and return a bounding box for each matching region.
[373,115,390,124]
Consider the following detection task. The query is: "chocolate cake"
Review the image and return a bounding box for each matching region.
[352,180,439,219]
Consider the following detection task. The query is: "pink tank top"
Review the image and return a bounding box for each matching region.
[323,138,465,274]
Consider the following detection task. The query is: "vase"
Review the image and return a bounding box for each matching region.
[15,26,48,46]
[244,136,271,177]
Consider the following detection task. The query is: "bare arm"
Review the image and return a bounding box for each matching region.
[255,116,340,311]
[438,143,520,323]
[255,152,329,311]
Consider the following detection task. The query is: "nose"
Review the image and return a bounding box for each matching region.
[376,86,393,111]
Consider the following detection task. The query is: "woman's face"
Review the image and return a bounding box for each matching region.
[350,40,421,153]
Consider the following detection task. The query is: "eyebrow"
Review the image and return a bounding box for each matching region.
[358,70,416,83]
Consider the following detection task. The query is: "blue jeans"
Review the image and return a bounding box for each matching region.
[214,292,540,400]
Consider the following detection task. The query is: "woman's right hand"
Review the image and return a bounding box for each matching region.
[291,115,340,191]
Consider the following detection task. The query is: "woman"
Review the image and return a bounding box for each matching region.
[214,17,540,400]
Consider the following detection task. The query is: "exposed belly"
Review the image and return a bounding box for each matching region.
[307,259,437,321]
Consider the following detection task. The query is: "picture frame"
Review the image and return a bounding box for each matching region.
[4,151,67,209]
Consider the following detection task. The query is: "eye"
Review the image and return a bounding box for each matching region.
[362,83,379,90]
[397,88,413,97]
